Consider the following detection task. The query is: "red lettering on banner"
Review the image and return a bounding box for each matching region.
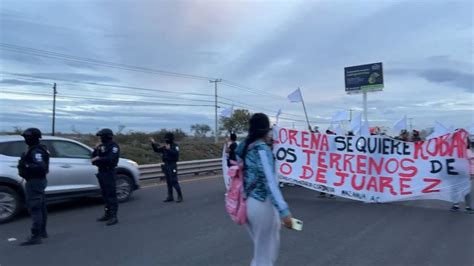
[321,134,329,151]
[343,154,355,173]
[356,154,367,174]
[366,176,378,192]
[280,163,292,175]
[413,130,468,159]
[422,178,441,193]
[318,152,328,169]
[438,135,451,156]
[289,130,299,147]
[368,157,384,176]
[310,133,321,150]
[400,158,417,178]
[384,158,400,174]
[426,138,439,157]
[351,174,365,191]
[316,168,327,184]
[301,131,309,149]
[302,149,316,165]
[399,177,412,195]
[333,171,348,186]
[414,141,428,160]
[379,176,397,195]
[299,165,313,179]
[329,153,342,171]
[451,130,468,158]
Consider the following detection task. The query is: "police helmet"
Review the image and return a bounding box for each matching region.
[96,128,114,137]
[22,128,42,139]
[164,132,175,142]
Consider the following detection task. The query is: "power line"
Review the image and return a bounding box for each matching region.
[1,72,214,98]
[220,79,284,99]
[0,43,318,102]
[0,43,215,81]
[0,90,215,107]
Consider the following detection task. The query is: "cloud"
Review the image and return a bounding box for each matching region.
[0,78,50,86]
[387,67,473,93]
[418,69,473,93]
[0,0,473,133]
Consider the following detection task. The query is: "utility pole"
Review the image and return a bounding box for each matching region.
[349,109,354,122]
[209,79,222,143]
[408,117,413,130]
[52,83,57,136]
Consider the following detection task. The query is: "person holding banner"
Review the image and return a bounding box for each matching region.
[236,113,292,266]
[450,139,473,214]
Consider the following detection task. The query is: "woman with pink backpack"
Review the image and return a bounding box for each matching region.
[235,113,293,266]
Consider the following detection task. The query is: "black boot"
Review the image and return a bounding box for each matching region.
[163,197,174,202]
[106,214,118,226]
[176,194,183,203]
[20,231,42,246]
[96,209,111,222]
[40,231,48,238]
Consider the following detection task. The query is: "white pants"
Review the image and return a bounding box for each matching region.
[246,197,281,266]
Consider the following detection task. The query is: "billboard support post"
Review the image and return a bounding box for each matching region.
[363,91,368,122]
[344,62,383,123]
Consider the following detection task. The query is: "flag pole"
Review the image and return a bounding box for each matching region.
[299,87,311,130]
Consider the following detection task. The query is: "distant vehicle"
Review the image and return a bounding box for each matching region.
[0,135,140,223]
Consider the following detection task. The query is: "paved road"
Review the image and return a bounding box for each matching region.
[1,176,473,266]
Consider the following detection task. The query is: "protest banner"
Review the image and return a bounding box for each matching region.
[273,127,471,203]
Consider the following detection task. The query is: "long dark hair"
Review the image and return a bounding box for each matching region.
[241,113,271,160]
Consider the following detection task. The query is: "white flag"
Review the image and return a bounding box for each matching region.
[360,120,370,136]
[287,88,302,103]
[428,120,449,138]
[350,112,362,133]
[219,106,233,118]
[275,109,282,125]
[331,110,350,123]
[393,115,407,133]
[334,123,344,135]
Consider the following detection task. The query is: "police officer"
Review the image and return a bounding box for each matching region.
[17,128,50,246]
[92,128,120,226]
[150,132,183,203]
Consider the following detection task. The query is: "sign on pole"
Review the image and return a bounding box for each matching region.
[345,62,384,94]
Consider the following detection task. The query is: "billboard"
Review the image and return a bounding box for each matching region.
[345,62,384,93]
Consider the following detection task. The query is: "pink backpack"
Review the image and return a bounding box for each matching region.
[225,163,247,225]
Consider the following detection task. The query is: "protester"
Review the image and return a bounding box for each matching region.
[450,138,473,214]
[319,130,336,198]
[17,128,50,245]
[225,132,238,167]
[395,130,409,141]
[310,126,320,134]
[411,130,422,142]
[236,113,292,266]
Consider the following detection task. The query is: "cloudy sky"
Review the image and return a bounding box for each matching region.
[0,0,472,135]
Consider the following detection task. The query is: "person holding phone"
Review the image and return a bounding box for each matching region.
[236,113,292,266]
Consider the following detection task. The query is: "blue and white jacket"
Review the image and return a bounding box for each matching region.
[236,140,290,218]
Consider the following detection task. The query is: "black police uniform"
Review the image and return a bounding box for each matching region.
[17,129,50,245]
[151,142,183,202]
[92,132,120,225]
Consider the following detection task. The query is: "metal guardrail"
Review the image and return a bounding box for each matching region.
[139,158,222,180]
